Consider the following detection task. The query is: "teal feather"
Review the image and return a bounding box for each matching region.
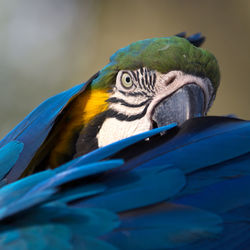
[0,170,53,208]
[0,141,23,181]
[56,184,106,203]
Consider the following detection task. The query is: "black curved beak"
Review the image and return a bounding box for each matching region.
[152,84,205,128]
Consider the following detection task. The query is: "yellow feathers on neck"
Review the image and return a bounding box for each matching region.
[48,87,110,168]
[81,88,110,124]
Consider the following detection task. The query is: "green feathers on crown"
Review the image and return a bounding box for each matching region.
[92,36,220,92]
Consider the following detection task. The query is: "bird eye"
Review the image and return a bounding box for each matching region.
[121,73,133,89]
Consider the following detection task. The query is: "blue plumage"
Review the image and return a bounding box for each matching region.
[0,203,119,250]
[0,115,249,249]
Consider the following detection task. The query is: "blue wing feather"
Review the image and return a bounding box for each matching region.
[0,170,53,207]
[175,175,250,214]
[80,166,185,212]
[31,159,124,192]
[0,141,23,181]
[178,152,250,198]
[104,203,222,249]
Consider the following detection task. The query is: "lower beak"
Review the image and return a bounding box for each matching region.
[152,84,205,127]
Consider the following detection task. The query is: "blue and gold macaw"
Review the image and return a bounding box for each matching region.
[0,33,249,249]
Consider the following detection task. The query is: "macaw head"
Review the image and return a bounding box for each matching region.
[78,34,219,148]
[32,33,220,169]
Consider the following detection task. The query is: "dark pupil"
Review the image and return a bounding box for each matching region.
[125,76,130,83]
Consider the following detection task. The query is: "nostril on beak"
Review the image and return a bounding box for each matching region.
[166,75,176,86]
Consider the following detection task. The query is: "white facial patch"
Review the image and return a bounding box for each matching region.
[96,68,214,148]
[97,116,151,147]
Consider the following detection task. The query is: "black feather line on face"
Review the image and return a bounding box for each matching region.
[131,71,138,81]
[149,71,152,89]
[152,73,156,88]
[137,71,143,89]
[107,97,151,107]
[136,71,140,84]
[106,103,150,121]
[141,77,147,90]
[118,89,151,98]
[145,69,148,85]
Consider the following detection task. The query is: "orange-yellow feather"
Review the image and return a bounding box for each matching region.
[49,88,110,167]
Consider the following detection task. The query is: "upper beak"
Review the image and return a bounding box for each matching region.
[152,84,205,127]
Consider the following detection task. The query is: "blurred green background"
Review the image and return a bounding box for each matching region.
[0,0,249,138]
